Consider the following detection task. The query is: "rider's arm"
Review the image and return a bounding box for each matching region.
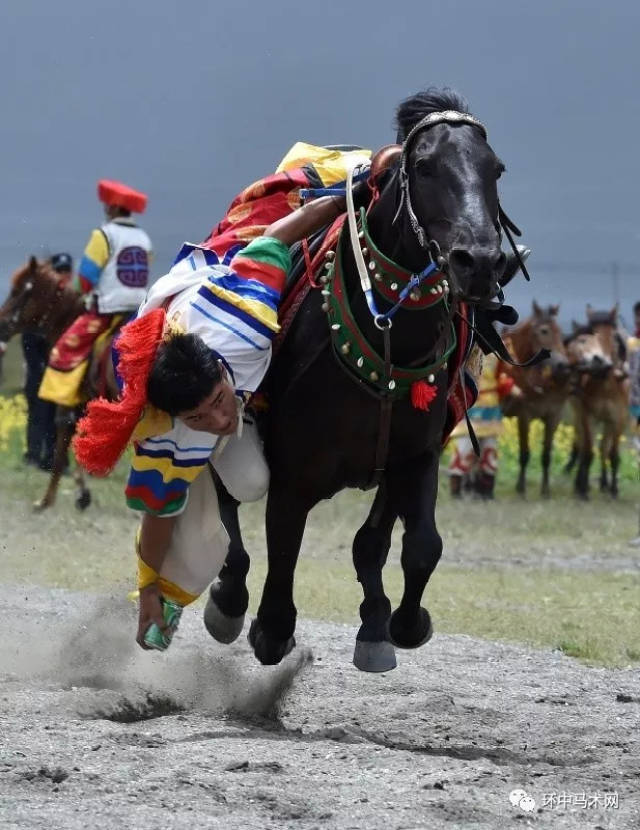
[265,193,347,246]
[73,229,110,295]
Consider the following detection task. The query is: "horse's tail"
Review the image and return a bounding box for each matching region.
[72,309,165,476]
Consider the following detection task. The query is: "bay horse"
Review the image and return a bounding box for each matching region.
[500,301,570,497]
[207,89,531,672]
[565,306,630,499]
[0,258,119,510]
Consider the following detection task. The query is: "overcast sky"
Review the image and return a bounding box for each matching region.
[1,0,639,326]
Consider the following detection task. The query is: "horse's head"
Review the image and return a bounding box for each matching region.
[566,306,619,377]
[0,257,56,345]
[395,90,506,303]
[530,301,570,378]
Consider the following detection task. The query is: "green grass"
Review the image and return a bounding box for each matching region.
[1,337,639,667]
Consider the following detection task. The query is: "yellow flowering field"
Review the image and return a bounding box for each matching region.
[0,394,27,454]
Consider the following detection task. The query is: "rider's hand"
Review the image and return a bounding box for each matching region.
[136,583,165,649]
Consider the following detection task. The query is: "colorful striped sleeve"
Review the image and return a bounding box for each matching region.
[125,429,217,516]
[75,229,110,294]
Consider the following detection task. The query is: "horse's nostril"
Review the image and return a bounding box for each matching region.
[449,249,475,275]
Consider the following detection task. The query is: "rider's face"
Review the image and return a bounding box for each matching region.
[178,378,239,436]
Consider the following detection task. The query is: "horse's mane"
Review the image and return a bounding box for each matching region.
[395,87,470,143]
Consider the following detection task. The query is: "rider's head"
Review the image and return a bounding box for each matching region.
[146,333,239,436]
[50,252,73,274]
[104,203,131,221]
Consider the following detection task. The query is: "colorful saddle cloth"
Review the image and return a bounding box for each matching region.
[39,312,126,407]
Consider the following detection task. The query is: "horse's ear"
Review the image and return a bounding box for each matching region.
[28,255,38,271]
[550,304,560,317]
[610,303,619,322]
[532,300,542,316]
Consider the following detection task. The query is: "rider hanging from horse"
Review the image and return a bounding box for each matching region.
[39,180,152,408]
[74,155,370,650]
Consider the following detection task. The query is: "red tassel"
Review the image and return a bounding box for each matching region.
[411,380,438,411]
[72,308,166,476]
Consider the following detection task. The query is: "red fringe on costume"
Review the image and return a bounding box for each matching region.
[411,380,438,411]
[72,309,166,476]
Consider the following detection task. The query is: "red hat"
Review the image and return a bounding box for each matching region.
[97,179,148,213]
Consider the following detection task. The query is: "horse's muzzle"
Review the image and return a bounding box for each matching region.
[449,245,506,302]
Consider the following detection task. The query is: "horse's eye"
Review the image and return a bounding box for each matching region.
[538,326,550,336]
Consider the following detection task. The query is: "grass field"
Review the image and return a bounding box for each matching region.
[1,339,638,667]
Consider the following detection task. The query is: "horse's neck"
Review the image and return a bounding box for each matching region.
[339,183,449,367]
[508,321,534,362]
[45,285,84,345]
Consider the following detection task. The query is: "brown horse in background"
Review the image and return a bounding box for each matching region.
[500,301,570,497]
[0,258,120,510]
[565,305,630,499]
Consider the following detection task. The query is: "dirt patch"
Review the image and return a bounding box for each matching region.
[1,586,639,829]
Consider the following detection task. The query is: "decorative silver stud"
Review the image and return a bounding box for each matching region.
[374,273,382,282]
[325,250,335,261]
[321,302,329,312]
[438,284,444,294]
[390,282,398,292]
[358,230,364,240]
[361,247,369,257]
[428,374,435,383]
[368,261,376,271]
[357,356,364,368]
[410,290,420,301]
[340,342,351,355]
[321,288,330,297]
[388,379,396,390]
[331,322,340,331]
[369,371,379,382]
[430,287,438,295]
[320,275,329,285]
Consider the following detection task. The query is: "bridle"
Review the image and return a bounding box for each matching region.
[392,110,530,285]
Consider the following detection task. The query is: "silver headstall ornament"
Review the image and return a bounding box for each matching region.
[393,110,488,250]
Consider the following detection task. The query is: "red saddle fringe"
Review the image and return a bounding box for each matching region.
[72,308,166,476]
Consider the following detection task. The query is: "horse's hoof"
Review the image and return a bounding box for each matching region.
[75,490,91,511]
[353,639,396,673]
[203,594,245,644]
[248,618,295,666]
[32,499,49,513]
[387,607,433,650]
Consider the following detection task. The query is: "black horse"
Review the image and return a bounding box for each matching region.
[206,88,521,672]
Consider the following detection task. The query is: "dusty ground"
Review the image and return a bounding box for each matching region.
[0,586,638,830]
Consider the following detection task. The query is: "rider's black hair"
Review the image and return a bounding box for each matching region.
[147,333,222,415]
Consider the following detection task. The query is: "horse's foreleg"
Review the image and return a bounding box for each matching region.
[387,451,441,650]
[33,407,74,511]
[516,414,530,495]
[541,414,559,498]
[609,430,620,498]
[574,412,592,500]
[73,462,91,510]
[352,483,397,672]
[250,485,310,665]
[204,475,250,644]
[598,431,610,492]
